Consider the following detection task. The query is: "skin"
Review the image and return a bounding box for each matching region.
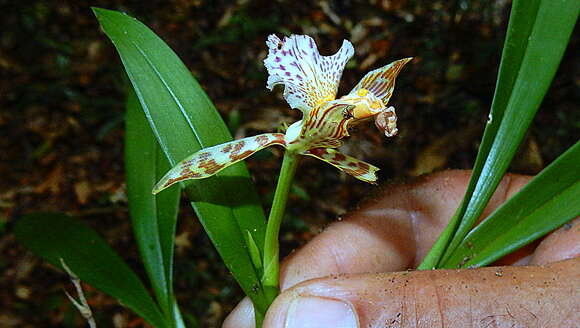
[223,170,580,328]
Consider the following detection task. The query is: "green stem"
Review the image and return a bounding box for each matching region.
[254,309,265,328]
[256,151,299,326]
[416,204,464,270]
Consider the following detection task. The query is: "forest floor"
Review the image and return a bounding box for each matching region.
[0,0,578,327]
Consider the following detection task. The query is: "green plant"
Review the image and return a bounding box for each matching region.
[418,0,579,270]
[14,1,578,327]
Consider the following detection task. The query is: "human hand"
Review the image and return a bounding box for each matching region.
[223,170,580,328]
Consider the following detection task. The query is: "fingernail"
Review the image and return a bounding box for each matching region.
[284,296,358,328]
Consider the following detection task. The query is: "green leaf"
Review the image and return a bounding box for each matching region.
[93,8,269,311]
[443,141,580,268]
[441,0,579,263]
[419,0,580,269]
[15,213,167,328]
[125,88,181,320]
[245,230,263,273]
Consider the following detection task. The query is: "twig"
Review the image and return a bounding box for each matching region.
[60,258,97,328]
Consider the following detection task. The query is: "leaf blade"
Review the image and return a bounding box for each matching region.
[419,0,580,269]
[93,7,269,309]
[443,141,580,268]
[441,0,580,263]
[417,0,542,270]
[15,213,167,328]
[125,88,180,318]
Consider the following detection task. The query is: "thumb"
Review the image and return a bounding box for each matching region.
[263,257,580,328]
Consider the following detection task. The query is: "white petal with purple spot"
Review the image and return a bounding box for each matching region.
[264,34,354,115]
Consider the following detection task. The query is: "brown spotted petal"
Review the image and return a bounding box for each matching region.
[303,148,379,184]
[153,133,286,194]
[349,57,412,105]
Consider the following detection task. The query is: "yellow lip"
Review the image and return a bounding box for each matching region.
[356,88,369,97]
[353,105,374,119]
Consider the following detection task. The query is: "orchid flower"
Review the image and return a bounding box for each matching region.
[153,34,411,194]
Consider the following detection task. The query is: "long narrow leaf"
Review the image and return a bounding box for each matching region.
[417,0,542,269]
[93,8,269,311]
[125,88,180,319]
[15,213,168,328]
[440,0,580,263]
[419,0,580,269]
[443,141,580,268]
[156,146,181,309]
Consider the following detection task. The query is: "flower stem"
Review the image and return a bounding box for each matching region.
[259,150,299,320]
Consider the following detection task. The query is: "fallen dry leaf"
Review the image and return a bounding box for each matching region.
[34,164,64,194]
[74,180,91,204]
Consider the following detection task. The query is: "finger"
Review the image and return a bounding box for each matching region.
[222,298,254,328]
[224,170,449,328]
[223,170,531,327]
[264,257,580,328]
[281,170,531,285]
[530,217,580,265]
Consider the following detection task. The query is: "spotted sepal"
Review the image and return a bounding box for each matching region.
[303,148,379,184]
[153,133,287,194]
[349,57,412,104]
[264,34,354,114]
